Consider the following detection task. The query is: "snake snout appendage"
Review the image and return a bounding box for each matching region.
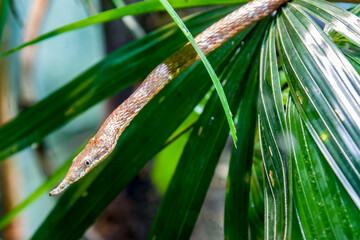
[49,178,72,196]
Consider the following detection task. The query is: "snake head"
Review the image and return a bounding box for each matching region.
[49,137,111,196]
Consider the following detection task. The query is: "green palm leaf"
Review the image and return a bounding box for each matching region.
[0,6,237,161]
[278,1,360,208]
[287,98,360,239]
[224,20,268,240]
[149,19,268,240]
[31,20,247,239]
[259,20,291,239]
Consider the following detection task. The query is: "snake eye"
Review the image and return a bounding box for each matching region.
[85,160,91,167]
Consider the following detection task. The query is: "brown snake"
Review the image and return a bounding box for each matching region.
[49,0,289,196]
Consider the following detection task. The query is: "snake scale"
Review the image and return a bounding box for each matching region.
[50,0,289,196]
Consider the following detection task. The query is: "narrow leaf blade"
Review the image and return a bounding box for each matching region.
[159,0,237,145]
[258,17,291,240]
[224,33,261,240]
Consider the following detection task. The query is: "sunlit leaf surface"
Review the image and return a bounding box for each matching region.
[277,2,360,209]
[287,98,360,239]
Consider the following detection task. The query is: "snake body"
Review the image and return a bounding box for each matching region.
[50,0,288,196]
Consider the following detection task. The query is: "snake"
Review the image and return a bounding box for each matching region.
[49,0,289,196]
